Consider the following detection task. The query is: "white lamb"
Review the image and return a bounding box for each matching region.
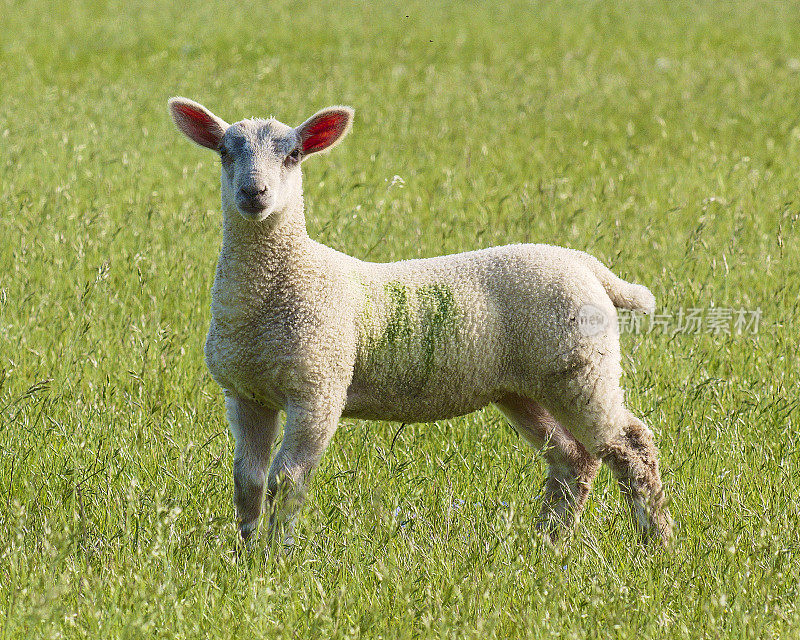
[168,97,674,548]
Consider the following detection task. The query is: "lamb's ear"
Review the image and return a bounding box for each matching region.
[168,97,229,150]
[295,106,354,157]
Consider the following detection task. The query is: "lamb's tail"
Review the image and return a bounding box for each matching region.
[579,253,656,314]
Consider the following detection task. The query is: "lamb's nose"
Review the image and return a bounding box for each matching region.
[239,184,268,199]
[236,181,271,216]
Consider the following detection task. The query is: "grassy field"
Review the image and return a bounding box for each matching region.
[1,0,799,637]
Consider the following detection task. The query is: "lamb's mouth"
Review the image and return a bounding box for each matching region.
[237,204,273,221]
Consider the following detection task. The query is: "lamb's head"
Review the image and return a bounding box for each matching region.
[169,98,353,222]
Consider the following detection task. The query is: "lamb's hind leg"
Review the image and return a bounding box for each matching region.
[599,412,674,544]
[496,394,600,542]
[226,395,282,543]
[543,369,674,546]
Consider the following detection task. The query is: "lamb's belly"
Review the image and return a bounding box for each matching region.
[345,336,502,421]
[342,378,494,422]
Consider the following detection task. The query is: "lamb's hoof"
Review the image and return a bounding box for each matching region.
[234,519,256,547]
[534,512,574,548]
[264,525,296,557]
[640,511,675,548]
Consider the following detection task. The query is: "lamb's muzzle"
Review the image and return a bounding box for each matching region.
[168,96,674,551]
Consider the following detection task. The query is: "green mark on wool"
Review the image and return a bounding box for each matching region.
[417,282,458,379]
[361,280,458,386]
[361,281,375,323]
[377,281,414,348]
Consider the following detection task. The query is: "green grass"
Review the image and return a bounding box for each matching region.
[1,0,799,637]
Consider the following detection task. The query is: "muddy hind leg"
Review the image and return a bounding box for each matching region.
[497,394,600,542]
[544,366,674,547]
[599,412,674,545]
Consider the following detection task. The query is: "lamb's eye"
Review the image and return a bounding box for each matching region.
[285,148,301,166]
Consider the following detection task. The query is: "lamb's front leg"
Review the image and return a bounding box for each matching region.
[226,395,282,543]
[265,394,344,549]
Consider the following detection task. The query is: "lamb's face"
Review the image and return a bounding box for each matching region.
[169,97,354,223]
[218,119,301,222]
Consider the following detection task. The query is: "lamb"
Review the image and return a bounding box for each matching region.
[168,97,674,549]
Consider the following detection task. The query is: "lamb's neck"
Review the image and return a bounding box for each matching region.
[219,201,311,275]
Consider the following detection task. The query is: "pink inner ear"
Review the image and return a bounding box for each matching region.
[174,103,222,149]
[301,112,349,154]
